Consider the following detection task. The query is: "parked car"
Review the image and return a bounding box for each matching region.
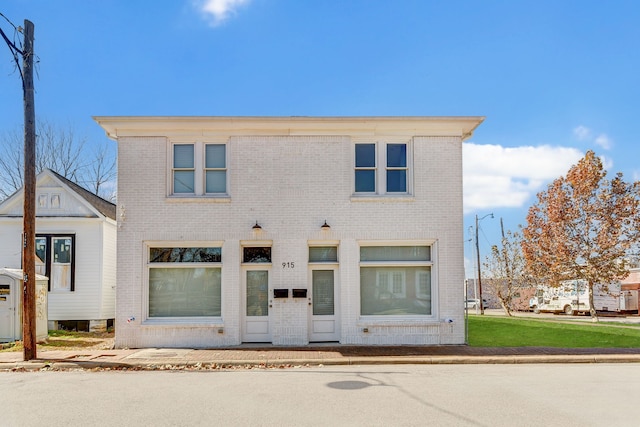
[465,298,488,309]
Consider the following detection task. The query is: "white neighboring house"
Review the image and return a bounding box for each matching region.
[95,116,484,348]
[0,169,116,331]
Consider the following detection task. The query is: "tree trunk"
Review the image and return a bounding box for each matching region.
[588,282,598,323]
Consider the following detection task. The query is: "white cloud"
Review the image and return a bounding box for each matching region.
[573,125,613,151]
[573,125,591,141]
[594,133,613,150]
[599,154,614,170]
[196,0,250,26]
[463,143,584,214]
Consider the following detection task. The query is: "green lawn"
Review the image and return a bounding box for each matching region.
[468,315,640,348]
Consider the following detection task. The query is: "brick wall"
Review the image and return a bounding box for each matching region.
[114,132,465,348]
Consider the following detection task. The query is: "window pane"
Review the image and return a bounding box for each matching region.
[35,237,47,264]
[387,144,406,167]
[174,144,194,168]
[243,247,272,263]
[205,144,226,168]
[149,267,221,317]
[174,171,195,193]
[52,237,72,291]
[206,170,226,193]
[309,247,338,263]
[313,270,334,315]
[53,238,72,264]
[355,144,375,167]
[360,246,430,261]
[355,170,375,192]
[387,170,406,192]
[246,270,269,316]
[360,267,431,315]
[150,247,221,263]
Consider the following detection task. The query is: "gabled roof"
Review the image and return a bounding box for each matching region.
[0,169,115,220]
[46,170,116,220]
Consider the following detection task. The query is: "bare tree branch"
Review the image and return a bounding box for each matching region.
[0,120,117,202]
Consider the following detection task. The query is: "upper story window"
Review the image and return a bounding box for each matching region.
[173,144,195,193]
[171,142,227,196]
[354,142,410,195]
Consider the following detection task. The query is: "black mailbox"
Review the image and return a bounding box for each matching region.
[292,288,307,298]
[273,289,289,298]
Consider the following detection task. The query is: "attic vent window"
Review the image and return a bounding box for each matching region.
[38,194,48,208]
[51,194,61,208]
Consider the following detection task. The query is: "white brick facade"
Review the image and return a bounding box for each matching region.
[96,116,483,348]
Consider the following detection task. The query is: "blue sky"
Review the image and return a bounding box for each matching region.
[1,0,639,277]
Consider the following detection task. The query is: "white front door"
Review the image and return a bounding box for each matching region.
[0,278,15,342]
[309,269,340,342]
[242,269,271,342]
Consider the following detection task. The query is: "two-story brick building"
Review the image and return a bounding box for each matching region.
[95,116,483,348]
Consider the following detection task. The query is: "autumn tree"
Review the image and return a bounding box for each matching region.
[483,227,531,316]
[0,120,116,201]
[522,150,640,320]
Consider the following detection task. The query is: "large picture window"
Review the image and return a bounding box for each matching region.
[360,245,432,316]
[354,142,410,195]
[148,246,222,318]
[171,142,227,196]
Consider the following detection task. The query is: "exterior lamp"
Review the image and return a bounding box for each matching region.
[321,220,331,230]
[252,221,262,231]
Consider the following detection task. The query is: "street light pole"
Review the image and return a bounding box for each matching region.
[475,213,493,315]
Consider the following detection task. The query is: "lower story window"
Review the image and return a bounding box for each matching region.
[148,245,222,318]
[360,267,431,315]
[35,234,75,292]
[149,268,221,317]
[360,245,432,316]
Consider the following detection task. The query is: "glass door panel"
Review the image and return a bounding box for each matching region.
[246,270,269,317]
[312,270,334,315]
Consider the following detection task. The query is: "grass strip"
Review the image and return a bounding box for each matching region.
[468,315,640,348]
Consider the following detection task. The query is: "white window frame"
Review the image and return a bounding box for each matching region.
[143,241,224,325]
[358,240,436,320]
[353,141,413,196]
[169,141,229,198]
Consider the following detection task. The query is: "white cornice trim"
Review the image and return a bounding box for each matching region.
[93,116,485,141]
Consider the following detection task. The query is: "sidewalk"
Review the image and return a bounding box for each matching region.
[2,345,640,371]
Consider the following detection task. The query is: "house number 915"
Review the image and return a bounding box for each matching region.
[282,262,295,269]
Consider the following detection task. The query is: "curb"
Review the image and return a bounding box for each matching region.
[3,354,640,371]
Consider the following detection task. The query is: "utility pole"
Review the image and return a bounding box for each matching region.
[22,19,36,361]
[475,213,493,315]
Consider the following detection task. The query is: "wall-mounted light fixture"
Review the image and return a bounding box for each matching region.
[252,221,262,231]
[321,220,331,230]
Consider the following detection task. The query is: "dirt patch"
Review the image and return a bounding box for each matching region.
[1,331,115,352]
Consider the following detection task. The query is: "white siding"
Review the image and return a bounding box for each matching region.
[99,220,117,319]
[0,170,116,324]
